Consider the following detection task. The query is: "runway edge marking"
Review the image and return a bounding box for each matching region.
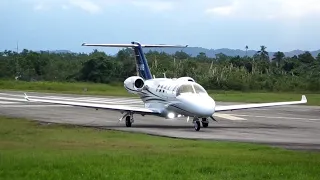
[214,113,247,121]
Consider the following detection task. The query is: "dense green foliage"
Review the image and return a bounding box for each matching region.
[1,116,320,180]
[1,46,320,92]
[1,80,319,105]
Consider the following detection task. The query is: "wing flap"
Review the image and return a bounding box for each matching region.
[24,93,160,115]
[215,95,307,112]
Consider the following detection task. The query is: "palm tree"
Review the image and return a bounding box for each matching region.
[245,45,248,57]
[272,51,285,68]
[256,45,269,61]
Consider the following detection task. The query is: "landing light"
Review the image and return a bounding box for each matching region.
[167,112,175,119]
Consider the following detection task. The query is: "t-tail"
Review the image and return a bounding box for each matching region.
[82,41,188,80]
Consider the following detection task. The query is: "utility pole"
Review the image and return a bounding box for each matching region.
[173,57,176,77]
[15,41,20,80]
[16,41,19,53]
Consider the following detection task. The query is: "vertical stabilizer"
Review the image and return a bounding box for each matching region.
[81,42,188,80]
[131,42,152,80]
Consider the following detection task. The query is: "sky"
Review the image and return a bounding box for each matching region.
[1,0,320,54]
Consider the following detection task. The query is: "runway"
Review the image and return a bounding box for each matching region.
[1,90,320,151]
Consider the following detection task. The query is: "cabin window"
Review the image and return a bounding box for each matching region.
[172,85,177,92]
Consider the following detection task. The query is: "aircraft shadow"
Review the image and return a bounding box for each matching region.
[37,121,295,130]
[83,124,296,130]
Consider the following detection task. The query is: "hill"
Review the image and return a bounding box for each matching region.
[146,47,320,58]
[35,47,320,58]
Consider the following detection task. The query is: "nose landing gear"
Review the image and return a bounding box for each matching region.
[193,117,213,131]
[201,118,209,128]
[193,118,201,131]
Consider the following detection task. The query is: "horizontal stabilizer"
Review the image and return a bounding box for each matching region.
[82,43,188,48]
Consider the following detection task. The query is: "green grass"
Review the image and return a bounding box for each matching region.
[0,116,320,180]
[0,80,133,97]
[0,80,319,105]
[209,91,320,105]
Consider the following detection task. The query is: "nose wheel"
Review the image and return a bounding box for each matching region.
[193,118,210,131]
[194,120,201,131]
[201,118,209,128]
[193,118,201,131]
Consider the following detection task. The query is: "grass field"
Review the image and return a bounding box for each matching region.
[0,80,319,105]
[0,116,320,180]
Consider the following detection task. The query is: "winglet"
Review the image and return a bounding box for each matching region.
[24,93,29,101]
[301,95,307,103]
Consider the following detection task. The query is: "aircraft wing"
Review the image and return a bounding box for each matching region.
[23,93,160,115]
[215,95,307,112]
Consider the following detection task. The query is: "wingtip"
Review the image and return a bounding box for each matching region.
[301,95,307,103]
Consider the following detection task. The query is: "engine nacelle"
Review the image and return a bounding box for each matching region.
[124,76,145,94]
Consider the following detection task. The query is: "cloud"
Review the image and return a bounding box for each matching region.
[205,4,235,16]
[23,0,320,19]
[33,4,45,11]
[69,0,101,14]
[25,0,175,13]
[61,4,69,10]
[131,1,174,12]
[205,0,320,20]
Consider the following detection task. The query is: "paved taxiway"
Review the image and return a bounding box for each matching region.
[1,90,320,151]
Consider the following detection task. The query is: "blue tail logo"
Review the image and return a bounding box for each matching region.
[132,42,152,80]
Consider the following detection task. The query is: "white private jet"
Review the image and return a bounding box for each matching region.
[24,41,308,131]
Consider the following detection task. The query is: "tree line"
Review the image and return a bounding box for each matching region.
[0,46,319,92]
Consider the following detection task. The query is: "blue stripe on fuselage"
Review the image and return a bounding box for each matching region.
[132,42,152,80]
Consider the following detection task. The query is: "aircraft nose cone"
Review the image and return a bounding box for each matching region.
[178,94,215,117]
[198,97,215,116]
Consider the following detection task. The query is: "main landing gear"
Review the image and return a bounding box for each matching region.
[119,112,134,127]
[125,115,133,127]
[201,118,209,128]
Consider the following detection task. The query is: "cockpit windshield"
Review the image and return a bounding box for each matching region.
[176,83,207,96]
[177,84,194,94]
[193,84,207,94]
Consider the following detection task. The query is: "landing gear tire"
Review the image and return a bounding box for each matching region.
[194,120,201,131]
[125,116,132,127]
[202,118,209,128]
[202,122,209,128]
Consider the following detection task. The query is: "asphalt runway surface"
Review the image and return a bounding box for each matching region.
[1,90,320,151]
